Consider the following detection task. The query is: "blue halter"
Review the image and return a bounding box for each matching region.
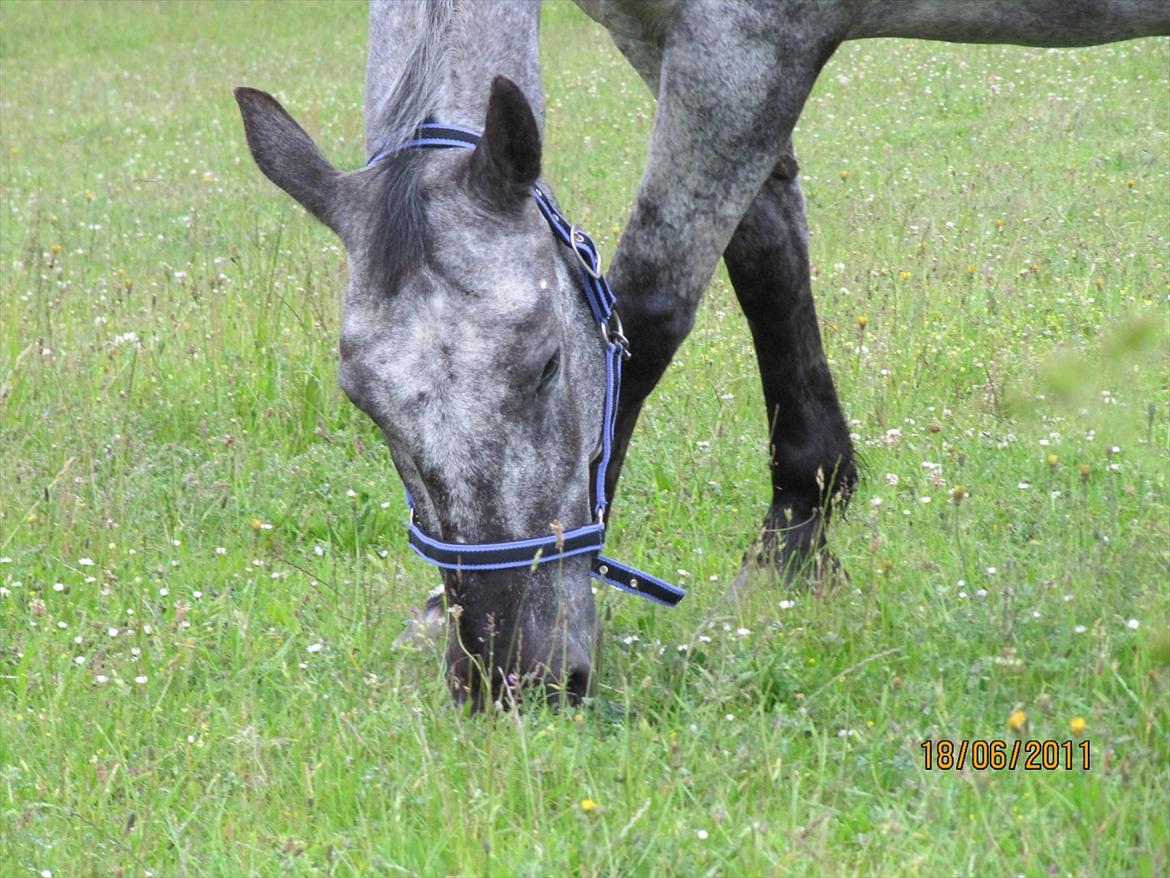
[367,123,685,608]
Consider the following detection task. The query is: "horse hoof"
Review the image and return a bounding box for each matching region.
[725,542,847,601]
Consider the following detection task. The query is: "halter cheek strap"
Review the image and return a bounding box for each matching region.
[372,123,685,608]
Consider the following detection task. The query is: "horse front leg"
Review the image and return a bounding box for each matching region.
[598,7,842,546]
[724,151,857,580]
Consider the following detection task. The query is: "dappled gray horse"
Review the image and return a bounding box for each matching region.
[236,0,1168,706]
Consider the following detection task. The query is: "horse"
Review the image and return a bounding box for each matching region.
[235,0,1168,707]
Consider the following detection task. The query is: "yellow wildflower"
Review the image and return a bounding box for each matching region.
[1008,710,1027,733]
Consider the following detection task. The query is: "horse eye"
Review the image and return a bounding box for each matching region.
[537,350,561,391]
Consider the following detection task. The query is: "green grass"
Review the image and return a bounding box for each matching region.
[1,2,1167,875]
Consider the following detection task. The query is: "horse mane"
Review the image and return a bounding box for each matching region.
[365,0,455,162]
[363,0,457,293]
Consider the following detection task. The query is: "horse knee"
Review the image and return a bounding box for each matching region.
[618,294,695,395]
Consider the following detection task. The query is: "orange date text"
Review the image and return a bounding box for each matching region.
[920,739,1090,771]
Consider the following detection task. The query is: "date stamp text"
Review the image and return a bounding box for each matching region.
[921,739,1091,771]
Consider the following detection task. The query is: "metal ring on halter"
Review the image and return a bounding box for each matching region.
[571,226,603,279]
[601,310,631,357]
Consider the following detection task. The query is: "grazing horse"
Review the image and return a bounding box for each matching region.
[235,0,1168,707]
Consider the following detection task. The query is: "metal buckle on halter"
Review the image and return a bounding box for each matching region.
[570,225,603,280]
[601,310,631,359]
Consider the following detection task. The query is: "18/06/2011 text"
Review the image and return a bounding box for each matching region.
[921,740,1091,771]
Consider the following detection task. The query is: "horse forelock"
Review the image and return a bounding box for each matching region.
[364,150,430,295]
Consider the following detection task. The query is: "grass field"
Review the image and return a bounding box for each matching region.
[1,2,1167,875]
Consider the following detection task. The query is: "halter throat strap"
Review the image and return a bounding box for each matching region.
[373,123,685,608]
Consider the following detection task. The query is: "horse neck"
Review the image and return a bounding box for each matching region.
[365,0,544,157]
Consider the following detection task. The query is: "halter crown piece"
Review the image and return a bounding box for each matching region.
[367,123,685,607]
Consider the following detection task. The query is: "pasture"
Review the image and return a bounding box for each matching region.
[1,1,1167,875]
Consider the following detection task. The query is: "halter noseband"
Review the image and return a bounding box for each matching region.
[369,123,685,608]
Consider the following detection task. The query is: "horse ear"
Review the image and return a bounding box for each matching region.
[234,87,347,236]
[469,76,541,209]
